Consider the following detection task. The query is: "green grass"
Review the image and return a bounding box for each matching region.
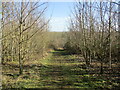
[2,50,120,89]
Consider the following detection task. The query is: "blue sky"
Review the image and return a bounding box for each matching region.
[45,1,120,32]
[46,2,74,32]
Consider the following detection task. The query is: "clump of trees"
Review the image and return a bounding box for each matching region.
[65,1,120,73]
[48,32,66,50]
[1,2,49,74]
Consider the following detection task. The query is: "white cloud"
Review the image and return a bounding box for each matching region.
[50,17,70,32]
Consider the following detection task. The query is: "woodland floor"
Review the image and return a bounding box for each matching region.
[2,50,120,89]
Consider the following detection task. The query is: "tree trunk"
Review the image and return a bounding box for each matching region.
[100,60,103,74]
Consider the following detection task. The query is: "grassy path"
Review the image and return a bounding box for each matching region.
[3,50,120,89]
[37,50,116,89]
[39,50,88,89]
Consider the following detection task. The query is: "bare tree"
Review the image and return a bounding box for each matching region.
[65,1,119,74]
[2,1,49,75]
